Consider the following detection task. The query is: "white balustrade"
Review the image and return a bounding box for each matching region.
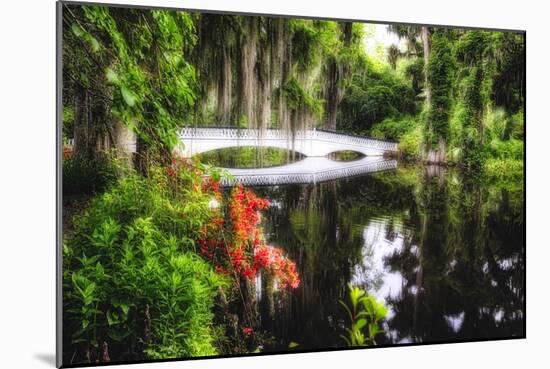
[178,127,398,157]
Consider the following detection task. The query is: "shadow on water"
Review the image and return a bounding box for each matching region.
[251,164,524,350]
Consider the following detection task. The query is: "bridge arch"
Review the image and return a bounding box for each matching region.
[176,128,398,158]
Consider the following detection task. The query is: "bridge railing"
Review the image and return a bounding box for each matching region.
[179,127,398,152]
[312,129,398,151]
[219,159,398,186]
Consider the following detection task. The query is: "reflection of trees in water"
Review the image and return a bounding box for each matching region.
[254,165,524,349]
[258,181,366,349]
[381,168,525,344]
[198,146,305,169]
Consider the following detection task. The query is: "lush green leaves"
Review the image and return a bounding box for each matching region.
[339,283,388,346]
[63,163,228,362]
[338,56,417,134]
[426,30,454,147]
[64,4,198,164]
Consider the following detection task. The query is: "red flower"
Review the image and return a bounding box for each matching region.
[196,184,299,290]
[202,177,221,197]
[253,246,271,269]
[242,266,257,279]
[242,327,253,336]
[63,147,73,160]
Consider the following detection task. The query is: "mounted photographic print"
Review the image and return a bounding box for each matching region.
[57,1,526,367]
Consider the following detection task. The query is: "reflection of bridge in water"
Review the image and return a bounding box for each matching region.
[177,127,398,186]
[219,156,398,186]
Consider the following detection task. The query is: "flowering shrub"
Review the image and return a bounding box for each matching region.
[63,146,74,160]
[199,184,300,290]
[64,155,299,363]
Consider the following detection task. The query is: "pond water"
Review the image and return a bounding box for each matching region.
[198,146,305,169]
[202,149,525,350]
[256,165,524,350]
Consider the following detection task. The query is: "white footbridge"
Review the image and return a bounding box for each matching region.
[177,127,398,157]
[176,127,398,186]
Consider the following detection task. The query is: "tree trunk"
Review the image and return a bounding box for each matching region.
[216,46,233,124]
[113,119,136,160]
[324,60,339,130]
[73,83,89,158]
[237,18,258,127]
[426,138,447,164]
[421,26,431,107]
[135,135,149,176]
[324,22,353,131]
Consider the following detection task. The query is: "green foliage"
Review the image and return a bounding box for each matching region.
[461,144,487,169]
[382,27,524,167]
[510,109,524,140]
[483,158,524,181]
[403,58,424,96]
[451,103,524,169]
[289,20,323,73]
[486,139,524,161]
[62,106,75,142]
[63,153,124,196]
[484,107,508,141]
[339,283,388,346]
[452,31,518,169]
[338,56,417,133]
[491,33,525,113]
[399,127,423,161]
[64,5,198,162]
[455,30,493,66]
[371,115,418,141]
[283,77,324,118]
[426,30,454,147]
[386,44,402,69]
[370,116,422,161]
[329,150,363,161]
[63,164,228,362]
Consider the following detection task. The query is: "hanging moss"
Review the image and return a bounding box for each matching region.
[282,77,324,118]
[191,14,358,133]
[288,20,323,73]
[454,31,496,168]
[194,14,240,125]
[426,30,454,148]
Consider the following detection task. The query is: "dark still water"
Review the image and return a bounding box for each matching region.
[249,165,525,350]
